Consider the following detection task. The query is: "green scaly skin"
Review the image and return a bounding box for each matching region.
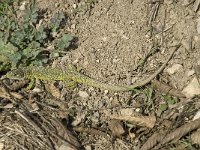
[3,44,181,91]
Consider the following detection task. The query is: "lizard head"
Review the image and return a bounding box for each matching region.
[3,69,25,80]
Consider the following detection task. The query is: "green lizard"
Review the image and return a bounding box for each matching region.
[3,44,181,91]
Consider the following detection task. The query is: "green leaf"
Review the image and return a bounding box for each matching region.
[49,12,65,31]
[163,95,177,105]
[8,52,22,68]
[35,28,47,42]
[10,30,26,46]
[167,97,176,105]
[32,58,48,66]
[0,39,18,54]
[50,52,60,59]
[22,47,41,59]
[56,34,73,50]
[159,103,168,111]
[28,41,41,49]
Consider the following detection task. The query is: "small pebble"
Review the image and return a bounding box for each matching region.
[78,91,89,98]
[182,77,200,98]
[135,108,140,112]
[19,2,26,10]
[166,64,183,75]
[32,87,42,93]
[193,110,200,120]
[132,77,139,84]
[104,90,109,95]
[72,4,77,9]
[58,144,74,150]
[182,38,192,51]
[85,145,92,150]
[71,24,76,29]
[187,70,195,76]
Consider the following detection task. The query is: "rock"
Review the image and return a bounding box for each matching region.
[85,145,92,150]
[19,1,26,11]
[182,77,200,98]
[104,90,109,95]
[72,4,77,9]
[135,108,141,112]
[0,142,4,150]
[78,91,89,98]
[193,110,200,120]
[58,144,74,150]
[71,24,76,29]
[182,0,195,6]
[181,37,192,51]
[187,70,195,76]
[166,64,183,75]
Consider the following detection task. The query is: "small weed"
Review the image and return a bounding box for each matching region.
[0,0,74,71]
[159,95,178,113]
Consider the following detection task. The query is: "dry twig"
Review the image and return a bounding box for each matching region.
[160,117,200,145]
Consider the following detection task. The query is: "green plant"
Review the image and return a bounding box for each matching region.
[0,0,74,71]
[159,95,178,113]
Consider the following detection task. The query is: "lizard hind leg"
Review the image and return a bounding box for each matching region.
[63,80,78,89]
[65,64,82,72]
[26,78,36,90]
[65,64,78,71]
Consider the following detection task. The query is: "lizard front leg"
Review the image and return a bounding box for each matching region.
[26,78,36,90]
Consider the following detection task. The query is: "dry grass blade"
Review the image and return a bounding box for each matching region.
[15,111,45,135]
[15,110,55,149]
[0,84,23,100]
[7,80,30,91]
[38,117,81,150]
[10,92,23,99]
[191,129,200,145]
[140,131,166,150]
[73,126,108,137]
[108,119,125,137]
[1,110,52,150]
[110,111,156,128]
[169,98,193,109]
[160,117,200,145]
[152,80,186,98]
[148,1,161,27]
[0,85,13,100]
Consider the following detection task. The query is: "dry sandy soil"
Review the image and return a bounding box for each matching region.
[2,0,200,149]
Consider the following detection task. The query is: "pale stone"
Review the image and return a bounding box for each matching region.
[85,145,92,150]
[187,70,195,76]
[193,110,200,120]
[166,64,183,75]
[58,144,74,150]
[0,142,4,150]
[78,91,89,98]
[182,77,200,98]
[19,2,26,10]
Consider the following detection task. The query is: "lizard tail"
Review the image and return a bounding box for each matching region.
[70,43,181,92]
[71,73,131,91]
